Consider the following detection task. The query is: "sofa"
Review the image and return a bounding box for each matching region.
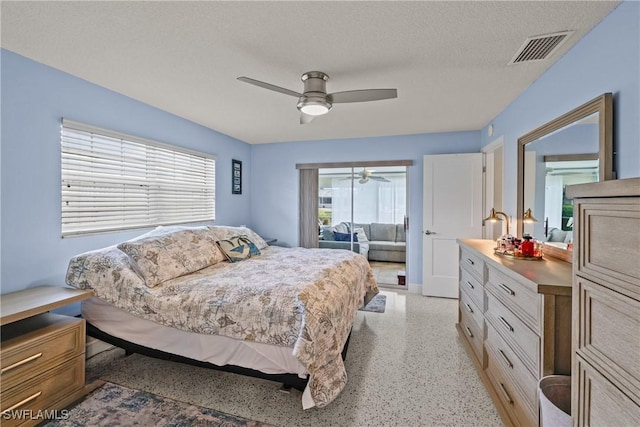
[319,222,406,263]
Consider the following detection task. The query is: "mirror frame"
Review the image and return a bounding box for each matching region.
[516,93,613,260]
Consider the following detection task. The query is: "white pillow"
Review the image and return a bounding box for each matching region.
[353,227,369,242]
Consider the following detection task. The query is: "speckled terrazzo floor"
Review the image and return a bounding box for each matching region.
[88,291,503,427]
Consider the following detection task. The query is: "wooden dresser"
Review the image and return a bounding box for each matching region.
[0,286,93,426]
[567,177,640,426]
[457,239,573,427]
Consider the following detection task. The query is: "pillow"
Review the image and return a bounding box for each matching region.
[353,227,369,242]
[208,226,269,250]
[117,227,223,287]
[334,231,358,242]
[546,228,568,243]
[321,226,336,241]
[334,222,350,234]
[216,235,261,263]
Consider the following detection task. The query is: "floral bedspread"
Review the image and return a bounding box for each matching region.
[66,245,378,407]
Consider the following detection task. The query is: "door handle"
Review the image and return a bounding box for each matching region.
[424,230,437,235]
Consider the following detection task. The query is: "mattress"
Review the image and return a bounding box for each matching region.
[82,297,308,377]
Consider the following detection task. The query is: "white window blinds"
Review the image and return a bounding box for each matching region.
[61,119,215,237]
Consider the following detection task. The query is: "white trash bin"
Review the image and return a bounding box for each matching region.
[538,375,571,427]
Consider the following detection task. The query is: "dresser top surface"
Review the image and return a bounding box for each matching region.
[459,239,572,295]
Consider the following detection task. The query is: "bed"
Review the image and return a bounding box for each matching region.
[66,225,378,408]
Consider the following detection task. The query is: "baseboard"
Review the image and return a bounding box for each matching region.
[408,282,421,293]
[86,337,115,358]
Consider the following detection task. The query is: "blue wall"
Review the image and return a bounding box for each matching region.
[480,1,640,218]
[250,133,480,290]
[0,49,252,293]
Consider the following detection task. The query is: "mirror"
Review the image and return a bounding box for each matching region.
[517,93,612,261]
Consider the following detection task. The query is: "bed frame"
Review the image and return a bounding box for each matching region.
[87,322,351,392]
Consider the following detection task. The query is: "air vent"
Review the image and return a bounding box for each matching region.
[509,31,574,65]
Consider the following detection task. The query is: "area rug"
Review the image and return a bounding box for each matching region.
[359,293,386,313]
[43,382,272,427]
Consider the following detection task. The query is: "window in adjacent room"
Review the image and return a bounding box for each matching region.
[60,119,215,237]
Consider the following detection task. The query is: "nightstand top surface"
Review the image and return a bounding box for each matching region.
[0,285,92,326]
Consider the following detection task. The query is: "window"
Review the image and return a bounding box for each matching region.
[61,119,215,237]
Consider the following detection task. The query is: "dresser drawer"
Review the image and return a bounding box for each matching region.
[459,304,483,362]
[460,248,484,281]
[1,314,85,391]
[486,346,537,427]
[575,277,640,401]
[575,199,640,299]
[459,288,483,331]
[486,293,539,377]
[460,268,484,312]
[575,355,640,426]
[486,322,538,411]
[486,266,540,333]
[0,355,85,427]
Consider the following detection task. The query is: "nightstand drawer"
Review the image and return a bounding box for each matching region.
[0,355,85,427]
[1,314,85,391]
[487,266,540,333]
[486,293,539,377]
[460,248,484,281]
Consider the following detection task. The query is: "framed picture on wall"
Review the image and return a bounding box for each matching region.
[232,159,242,194]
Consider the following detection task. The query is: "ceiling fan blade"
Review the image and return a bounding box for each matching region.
[237,77,302,98]
[370,176,391,182]
[329,89,397,104]
[300,113,315,124]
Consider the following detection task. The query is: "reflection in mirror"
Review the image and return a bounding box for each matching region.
[517,93,612,260]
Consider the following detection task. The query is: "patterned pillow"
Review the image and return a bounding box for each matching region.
[117,227,224,287]
[208,226,268,250]
[216,235,261,263]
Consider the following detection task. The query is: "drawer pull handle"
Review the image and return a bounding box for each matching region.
[465,258,475,266]
[498,382,513,405]
[1,391,42,415]
[464,303,473,313]
[499,283,515,296]
[465,326,474,338]
[498,315,514,332]
[498,349,513,369]
[465,280,474,290]
[1,352,43,374]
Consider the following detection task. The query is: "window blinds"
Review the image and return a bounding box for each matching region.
[61,119,215,237]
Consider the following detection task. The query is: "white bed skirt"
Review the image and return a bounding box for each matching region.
[82,297,309,377]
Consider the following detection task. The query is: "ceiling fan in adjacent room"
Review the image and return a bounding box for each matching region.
[342,169,391,184]
[237,71,397,124]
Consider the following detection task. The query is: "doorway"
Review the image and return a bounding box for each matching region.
[318,165,408,288]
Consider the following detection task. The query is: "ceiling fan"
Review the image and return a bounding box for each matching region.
[237,71,397,124]
[342,169,391,184]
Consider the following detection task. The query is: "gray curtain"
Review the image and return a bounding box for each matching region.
[299,168,319,248]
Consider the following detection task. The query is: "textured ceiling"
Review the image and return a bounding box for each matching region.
[1,1,619,144]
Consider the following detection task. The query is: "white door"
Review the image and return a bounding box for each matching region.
[423,153,483,298]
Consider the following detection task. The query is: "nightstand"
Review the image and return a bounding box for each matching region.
[1,286,93,426]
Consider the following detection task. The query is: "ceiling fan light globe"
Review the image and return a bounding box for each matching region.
[300,104,330,116]
[297,95,332,116]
